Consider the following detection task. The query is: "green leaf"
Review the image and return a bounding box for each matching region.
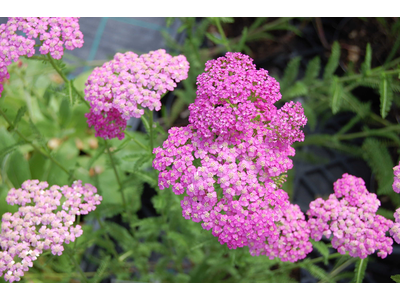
[87,143,106,169]
[7,151,32,188]
[205,32,223,45]
[126,170,157,188]
[361,43,372,76]
[379,73,393,119]
[352,257,368,283]
[323,41,341,80]
[301,263,332,282]
[281,56,301,90]
[165,17,175,28]
[0,141,27,158]
[95,203,125,219]
[342,91,370,118]
[91,255,111,283]
[234,27,248,52]
[59,98,71,128]
[301,102,317,131]
[330,76,343,114]
[283,81,308,99]
[303,56,321,85]
[310,240,330,265]
[362,138,394,195]
[105,222,135,250]
[249,17,268,31]
[391,274,400,283]
[13,106,27,128]
[167,231,189,252]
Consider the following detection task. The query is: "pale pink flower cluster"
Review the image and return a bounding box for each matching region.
[393,162,400,193]
[390,208,400,244]
[153,52,310,262]
[0,17,83,97]
[85,49,189,140]
[307,174,394,259]
[0,179,102,283]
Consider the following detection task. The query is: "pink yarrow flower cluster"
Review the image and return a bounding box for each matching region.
[390,208,400,244]
[0,17,83,97]
[307,174,394,259]
[249,203,312,263]
[84,49,189,140]
[0,179,102,283]
[393,161,400,193]
[153,52,310,262]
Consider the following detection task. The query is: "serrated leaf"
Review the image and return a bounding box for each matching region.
[362,138,394,195]
[379,73,393,119]
[249,17,268,31]
[7,150,32,188]
[95,203,125,218]
[219,17,234,24]
[281,56,301,90]
[165,17,175,28]
[391,274,400,283]
[59,98,71,128]
[91,256,111,283]
[87,143,106,169]
[361,43,372,76]
[140,114,151,135]
[131,170,157,187]
[13,106,27,128]
[324,41,341,80]
[330,76,343,114]
[205,32,223,45]
[234,27,248,52]
[105,222,135,250]
[0,141,26,158]
[152,193,166,212]
[167,231,189,251]
[310,240,330,265]
[342,91,370,118]
[352,257,368,283]
[301,263,332,282]
[304,56,321,85]
[283,81,308,99]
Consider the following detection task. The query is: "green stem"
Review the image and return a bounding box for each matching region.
[305,252,343,265]
[148,110,154,152]
[66,249,88,283]
[214,18,231,52]
[336,124,400,140]
[338,68,400,83]
[124,130,149,151]
[0,108,73,179]
[355,257,368,283]
[319,257,358,283]
[73,215,81,252]
[95,214,120,259]
[105,140,127,211]
[46,54,90,108]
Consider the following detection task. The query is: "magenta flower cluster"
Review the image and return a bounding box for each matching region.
[393,162,400,193]
[153,52,310,262]
[307,174,394,259]
[0,179,102,283]
[0,17,83,97]
[84,49,189,140]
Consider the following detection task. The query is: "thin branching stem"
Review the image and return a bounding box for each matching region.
[104,139,127,210]
[0,108,73,178]
[46,54,90,108]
